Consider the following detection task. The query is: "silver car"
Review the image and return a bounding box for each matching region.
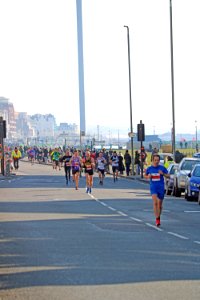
[164,163,178,195]
[173,157,200,197]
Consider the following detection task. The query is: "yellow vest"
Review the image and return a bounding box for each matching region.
[12,150,21,159]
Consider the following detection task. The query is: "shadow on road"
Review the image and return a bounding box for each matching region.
[0,197,200,290]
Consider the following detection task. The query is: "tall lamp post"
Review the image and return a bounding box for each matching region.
[169,0,176,158]
[124,25,134,175]
[195,120,198,152]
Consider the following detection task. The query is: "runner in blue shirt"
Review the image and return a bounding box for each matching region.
[145,154,170,226]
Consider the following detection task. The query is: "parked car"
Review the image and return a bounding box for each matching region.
[173,157,200,197]
[185,164,200,201]
[193,152,200,158]
[164,163,178,195]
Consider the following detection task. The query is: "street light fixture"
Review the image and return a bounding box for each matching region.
[169,0,176,158]
[124,25,134,175]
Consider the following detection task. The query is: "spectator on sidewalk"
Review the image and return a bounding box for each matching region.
[12,147,22,170]
[124,150,132,176]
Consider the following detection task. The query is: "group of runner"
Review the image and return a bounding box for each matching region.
[58,149,120,193]
[4,144,170,227]
[60,149,170,227]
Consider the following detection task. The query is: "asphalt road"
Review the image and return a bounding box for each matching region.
[0,161,200,300]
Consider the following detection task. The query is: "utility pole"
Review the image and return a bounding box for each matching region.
[169,0,176,158]
[124,25,134,175]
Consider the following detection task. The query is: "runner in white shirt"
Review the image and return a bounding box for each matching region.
[96,152,106,185]
[110,151,119,182]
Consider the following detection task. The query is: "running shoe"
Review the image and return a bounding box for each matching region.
[156,218,161,227]
[86,187,89,193]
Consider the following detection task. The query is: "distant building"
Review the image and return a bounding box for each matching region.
[0,97,16,139]
[16,112,34,139]
[29,114,56,138]
[57,123,78,135]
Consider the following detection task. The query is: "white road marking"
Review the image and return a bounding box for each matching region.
[89,193,198,244]
[194,241,200,245]
[117,211,128,217]
[129,217,143,223]
[108,206,117,211]
[167,232,189,240]
[100,202,108,207]
[146,223,163,232]
[184,211,200,213]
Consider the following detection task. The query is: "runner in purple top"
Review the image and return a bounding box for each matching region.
[70,150,82,190]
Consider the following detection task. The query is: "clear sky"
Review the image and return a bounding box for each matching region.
[0,0,199,137]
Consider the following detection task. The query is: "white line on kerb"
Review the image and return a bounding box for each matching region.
[167,232,189,240]
[129,217,143,223]
[117,211,128,217]
[146,223,163,232]
[194,241,200,245]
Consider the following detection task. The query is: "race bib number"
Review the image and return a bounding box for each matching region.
[151,173,161,181]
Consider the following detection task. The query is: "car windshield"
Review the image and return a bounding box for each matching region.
[193,166,200,177]
[181,160,200,171]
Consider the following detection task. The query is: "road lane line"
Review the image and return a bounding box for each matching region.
[108,206,117,211]
[194,241,200,245]
[89,194,198,244]
[184,211,200,213]
[117,211,128,217]
[100,202,108,207]
[146,223,163,232]
[129,217,143,223]
[167,232,189,240]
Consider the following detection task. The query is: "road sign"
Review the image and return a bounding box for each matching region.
[128,132,135,138]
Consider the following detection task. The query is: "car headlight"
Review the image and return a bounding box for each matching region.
[190,182,198,187]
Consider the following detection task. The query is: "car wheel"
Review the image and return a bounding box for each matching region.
[198,192,200,205]
[174,183,181,197]
[185,188,192,201]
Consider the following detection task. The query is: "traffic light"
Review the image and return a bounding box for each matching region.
[137,122,145,141]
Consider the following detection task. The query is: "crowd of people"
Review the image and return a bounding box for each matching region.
[2,144,154,177]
